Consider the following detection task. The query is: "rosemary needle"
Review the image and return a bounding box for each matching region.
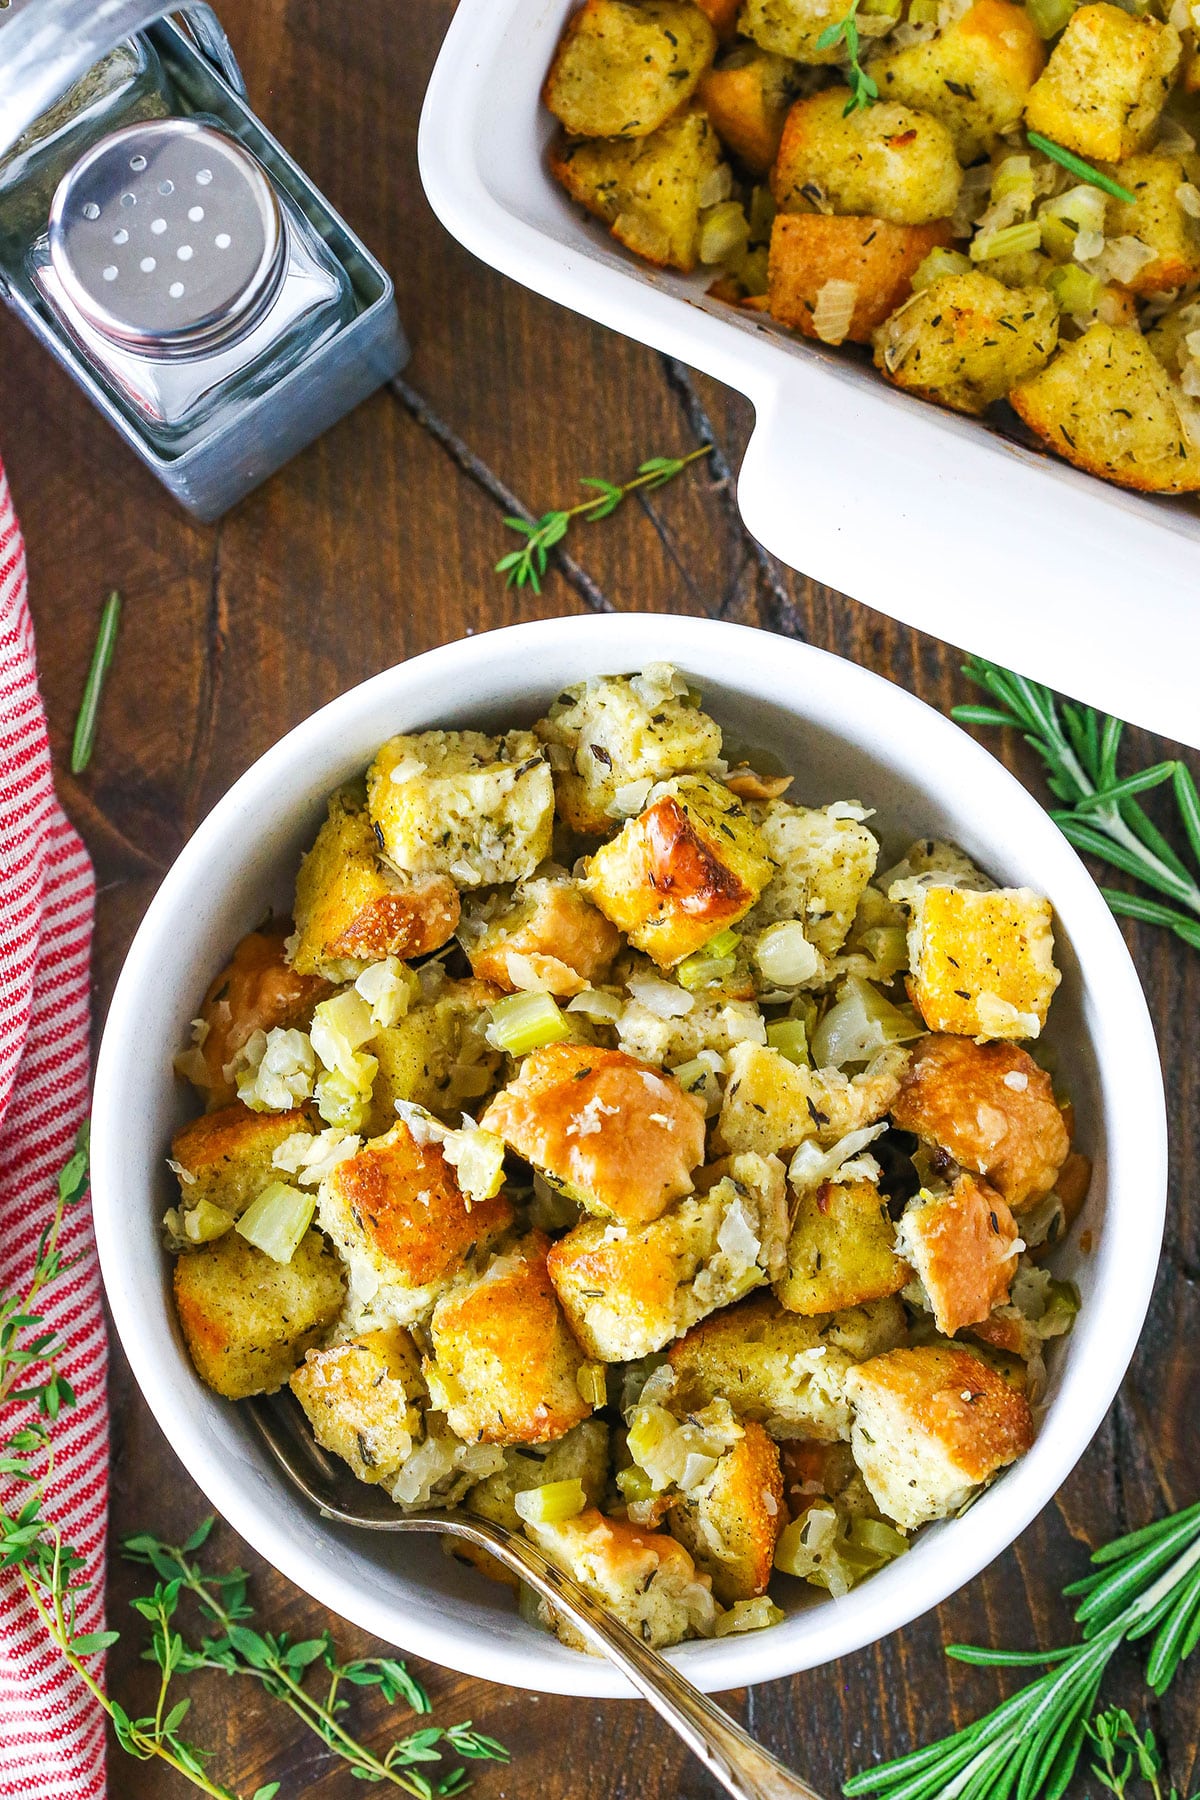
[70,590,120,775]
[1025,133,1137,205]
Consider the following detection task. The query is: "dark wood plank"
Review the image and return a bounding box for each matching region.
[0,0,1196,1794]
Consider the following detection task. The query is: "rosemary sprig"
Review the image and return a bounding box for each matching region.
[122,1523,509,1797]
[953,657,1200,953]
[495,445,713,592]
[815,0,880,113]
[1026,132,1137,204]
[1088,1707,1198,1800]
[71,589,120,775]
[845,1500,1200,1800]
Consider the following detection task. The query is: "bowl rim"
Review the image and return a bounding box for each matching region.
[91,612,1167,1698]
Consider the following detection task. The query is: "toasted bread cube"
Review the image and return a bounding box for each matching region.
[534,666,724,837]
[170,1102,313,1222]
[316,1120,514,1326]
[550,108,725,272]
[772,89,962,227]
[718,1039,909,1157]
[290,1326,424,1485]
[896,1176,1020,1336]
[291,790,460,978]
[461,873,621,998]
[366,730,554,890]
[527,1509,717,1647]
[695,0,742,34]
[1025,4,1180,163]
[740,0,860,64]
[700,47,800,174]
[767,212,953,344]
[1010,322,1200,494]
[482,1043,707,1226]
[544,0,717,139]
[583,775,773,968]
[1100,154,1200,294]
[184,928,329,1105]
[173,1228,344,1399]
[874,272,1057,415]
[776,1175,909,1315]
[365,977,504,1133]
[745,799,879,957]
[844,1344,1034,1528]
[547,1152,788,1359]
[617,988,765,1066]
[426,1235,594,1446]
[892,1034,1069,1208]
[454,1420,612,1588]
[669,1420,785,1603]
[667,1291,907,1439]
[891,880,1060,1039]
[872,0,1044,161]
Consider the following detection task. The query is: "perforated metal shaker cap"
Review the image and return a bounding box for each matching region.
[48,119,283,354]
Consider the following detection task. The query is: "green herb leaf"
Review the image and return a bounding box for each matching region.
[1026,131,1137,203]
[70,591,121,775]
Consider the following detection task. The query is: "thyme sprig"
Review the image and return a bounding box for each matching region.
[123,1522,509,1797]
[815,0,880,113]
[1088,1707,1198,1800]
[953,656,1200,952]
[495,445,713,592]
[844,1501,1200,1800]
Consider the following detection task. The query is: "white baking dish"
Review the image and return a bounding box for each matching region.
[418,0,1200,750]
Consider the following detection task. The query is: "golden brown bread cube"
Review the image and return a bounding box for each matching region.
[173,1227,345,1399]
[290,1327,425,1485]
[895,1175,1020,1336]
[767,213,953,345]
[1024,4,1180,164]
[364,977,504,1133]
[871,0,1045,161]
[461,873,621,998]
[873,272,1057,416]
[892,1034,1069,1209]
[669,1420,785,1603]
[290,790,460,978]
[745,799,880,958]
[456,1421,612,1587]
[717,1039,909,1158]
[549,108,725,272]
[482,1043,707,1226]
[667,1291,907,1440]
[582,774,773,967]
[543,0,718,139]
[775,1175,910,1315]
[700,46,800,174]
[844,1344,1035,1528]
[316,1120,514,1326]
[526,1508,717,1648]
[1010,322,1200,494]
[170,1102,313,1222]
[740,0,859,65]
[426,1234,595,1446]
[1100,154,1200,295]
[891,880,1061,1038]
[772,89,962,227]
[546,1152,787,1359]
[184,927,329,1106]
[695,0,742,35]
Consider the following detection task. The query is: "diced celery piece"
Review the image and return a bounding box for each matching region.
[705,927,742,959]
[971,219,1043,261]
[912,247,973,292]
[670,1054,723,1116]
[486,991,572,1055]
[810,977,925,1068]
[677,952,738,992]
[1025,0,1075,36]
[699,200,751,268]
[740,247,769,296]
[576,1361,608,1408]
[848,1517,909,1561]
[908,0,938,19]
[235,1181,315,1263]
[714,1597,787,1635]
[183,1199,234,1244]
[991,154,1033,207]
[1045,262,1102,315]
[616,1465,656,1504]
[766,1019,810,1066]
[513,1479,587,1526]
[774,1505,839,1578]
[314,1055,377,1130]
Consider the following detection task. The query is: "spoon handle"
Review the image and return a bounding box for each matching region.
[447,1515,826,1800]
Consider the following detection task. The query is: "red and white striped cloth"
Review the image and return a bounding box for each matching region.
[0,460,107,1798]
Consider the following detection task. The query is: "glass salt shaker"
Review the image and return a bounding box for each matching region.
[0,1,407,519]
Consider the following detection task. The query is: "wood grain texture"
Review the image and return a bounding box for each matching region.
[1,0,1197,1794]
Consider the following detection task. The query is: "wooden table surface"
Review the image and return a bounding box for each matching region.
[3,2,1197,1794]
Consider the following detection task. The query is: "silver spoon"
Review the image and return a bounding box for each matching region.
[246,1392,825,1800]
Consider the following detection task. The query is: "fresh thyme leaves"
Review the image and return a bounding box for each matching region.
[844,1500,1200,1800]
[71,589,121,775]
[495,445,713,592]
[815,0,880,113]
[953,657,1200,953]
[1088,1707,1199,1800]
[122,1521,510,1798]
[1025,132,1137,204]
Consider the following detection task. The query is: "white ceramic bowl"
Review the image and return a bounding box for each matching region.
[417,3,1200,752]
[92,614,1166,1698]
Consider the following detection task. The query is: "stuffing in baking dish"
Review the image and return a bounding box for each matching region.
[543,0,1200,496]
[166,665,1087,1649]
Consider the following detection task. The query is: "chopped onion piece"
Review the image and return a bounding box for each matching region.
[754,921,820,987]
[235,1180,315,1262]
[788,1122,887,1192]
[625,974,695,1017]
[810,976,925,1069]
[812,279,858,346]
